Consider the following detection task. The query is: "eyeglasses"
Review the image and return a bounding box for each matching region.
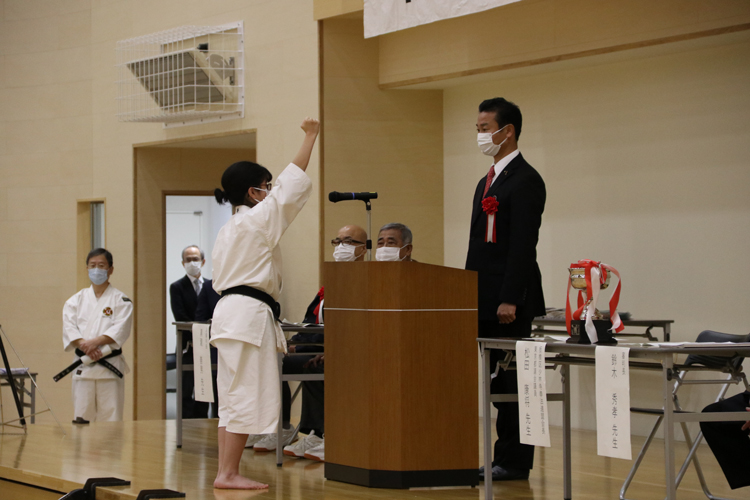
[331,238,365,247]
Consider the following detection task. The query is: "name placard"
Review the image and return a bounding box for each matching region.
[516,341,551,447]
[595,346,631,459]
[192,323,215,403]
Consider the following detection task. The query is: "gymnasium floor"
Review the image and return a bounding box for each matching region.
[0,419,740,500]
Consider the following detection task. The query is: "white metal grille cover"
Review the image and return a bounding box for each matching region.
[116,23,244,127]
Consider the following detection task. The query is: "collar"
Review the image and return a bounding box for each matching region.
[188,274,203,285]
[492,149,520,178]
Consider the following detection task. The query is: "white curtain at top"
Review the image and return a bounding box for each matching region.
[364,0,523,38]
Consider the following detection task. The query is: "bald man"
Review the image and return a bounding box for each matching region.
[331,224,367,262]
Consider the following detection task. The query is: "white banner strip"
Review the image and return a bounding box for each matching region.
[595,346,631,459]
[192,323,215,403]
[516,341,551,447]
[364,0,523,38]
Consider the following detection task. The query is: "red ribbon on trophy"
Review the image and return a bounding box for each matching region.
[565,259,623,341]
[482,197,499,243]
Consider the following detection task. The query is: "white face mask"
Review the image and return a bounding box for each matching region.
[333,244,359,262]
[376,245,407,262]
[184,261,202,277]
[88,268,108,286]
[477,124,509,157]
[250,187,270,206]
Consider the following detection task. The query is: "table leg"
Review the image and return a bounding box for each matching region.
[664,324,671,342]
[562,364,572,500]
[482,345,493,500]
[176,329,183,449]
[663,356,676,500]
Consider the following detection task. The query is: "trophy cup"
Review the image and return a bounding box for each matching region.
[565,260,624,344]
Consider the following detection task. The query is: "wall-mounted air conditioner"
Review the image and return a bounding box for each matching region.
[117,23,244,127]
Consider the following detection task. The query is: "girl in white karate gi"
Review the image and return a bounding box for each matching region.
[211,118,319,490]
[62,248,133,422]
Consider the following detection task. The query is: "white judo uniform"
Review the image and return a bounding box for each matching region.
[211,162,312,435]
[62,284,133,422]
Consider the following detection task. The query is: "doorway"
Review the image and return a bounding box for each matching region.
[164,195,231,418]
[134,130,256,420]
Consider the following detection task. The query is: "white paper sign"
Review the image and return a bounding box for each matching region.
[516,341,551,447]
[364,0,523,38]
[192,323,214,403]
[595,346,631,459]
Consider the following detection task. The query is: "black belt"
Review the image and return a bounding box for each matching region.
[222,286,281,322]
[53,348,123,382]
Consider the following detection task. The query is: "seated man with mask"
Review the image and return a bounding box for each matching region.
[252,224,367,460]
[376,222,414,262]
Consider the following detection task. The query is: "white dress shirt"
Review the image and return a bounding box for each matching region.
[489,149,520,188]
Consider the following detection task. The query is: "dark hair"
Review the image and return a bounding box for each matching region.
[86,248,113,267]
[478,97,522,141]
[214,161,272,206]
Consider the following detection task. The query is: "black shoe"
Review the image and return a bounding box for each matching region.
[479,465,529,481]
[72,417,90,425]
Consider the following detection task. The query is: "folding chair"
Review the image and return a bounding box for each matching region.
[620,330,750,500]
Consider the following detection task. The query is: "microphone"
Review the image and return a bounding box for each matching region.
[328,191,378,203]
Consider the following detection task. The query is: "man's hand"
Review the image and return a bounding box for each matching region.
[742,408,750,431]
[78,338,101,355]
[497,303,517,324]
[288,345,296,353]
[301,117,320,136]
[304,354,324,369]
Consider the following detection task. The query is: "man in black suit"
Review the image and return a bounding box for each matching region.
[169,244,211,419]
[465,98,546,481]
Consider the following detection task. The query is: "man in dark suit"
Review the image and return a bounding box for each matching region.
[466,98,546,481]
[169,244,211,419]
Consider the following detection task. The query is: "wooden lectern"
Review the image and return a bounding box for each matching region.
[323,261,479,489]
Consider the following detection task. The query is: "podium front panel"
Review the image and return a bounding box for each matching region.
[323,262,478,488]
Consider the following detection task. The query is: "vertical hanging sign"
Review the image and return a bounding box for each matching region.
[516,341,551,447]
[192,323,215,403]
[595,346,631,459]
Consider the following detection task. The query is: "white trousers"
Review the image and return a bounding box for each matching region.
[215,333,280,435]
[72,378,125,422]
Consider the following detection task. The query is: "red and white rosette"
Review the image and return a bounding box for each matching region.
[482,196,499,243]
[565,259,623,343]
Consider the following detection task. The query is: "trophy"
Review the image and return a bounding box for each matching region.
[565,260,623,344]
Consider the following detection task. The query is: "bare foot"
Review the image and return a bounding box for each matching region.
[214,474,269,490]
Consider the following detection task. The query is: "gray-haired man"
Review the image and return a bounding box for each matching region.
[375,222,414,262]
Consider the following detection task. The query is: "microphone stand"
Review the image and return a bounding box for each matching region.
[365,200,372,261]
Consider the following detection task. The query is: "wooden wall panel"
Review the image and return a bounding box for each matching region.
[321,17,444,267]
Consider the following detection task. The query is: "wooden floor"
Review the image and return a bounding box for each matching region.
[0,419,742,500]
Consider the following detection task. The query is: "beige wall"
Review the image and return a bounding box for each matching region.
[0,1,320,421]
[442,33,750,432]
[321,16,444,266]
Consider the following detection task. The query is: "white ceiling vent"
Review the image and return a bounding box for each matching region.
[116,23,244,127]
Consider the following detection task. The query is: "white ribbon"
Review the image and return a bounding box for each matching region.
[584,267,601,343]
[486,213,495,242]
